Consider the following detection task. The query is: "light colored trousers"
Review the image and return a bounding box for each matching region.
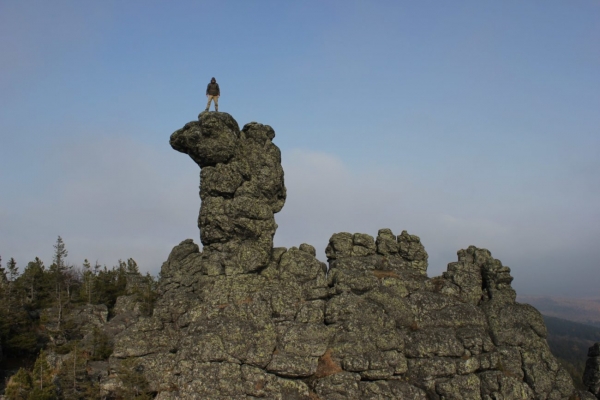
[206,95,219,110]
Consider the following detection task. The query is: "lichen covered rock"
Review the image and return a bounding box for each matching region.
[170,112,286,275]
[101,113,587,399]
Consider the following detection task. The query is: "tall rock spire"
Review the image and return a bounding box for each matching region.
[170,112,286,275]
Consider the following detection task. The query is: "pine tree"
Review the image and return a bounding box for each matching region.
[31,350,56,397]
[19,257,48,308]
[7,257,19,281]
[136,272,158,317]
[63,261,78,303]
[0,260,37,357]
[94,263,127,313]
[53,236,68,268]
[81,258,94,304]
[126,258,139,274]
[6,257,18,296]
[6,353,59,400]
[90,326,113,360]
[57,344,93,400]
[1,305,37,355]
[4,367,33,400]
[0,254,7,286]
[50,236,68,331]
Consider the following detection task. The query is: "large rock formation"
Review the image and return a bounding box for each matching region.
[169,112,285,276]
[101,112,593,399]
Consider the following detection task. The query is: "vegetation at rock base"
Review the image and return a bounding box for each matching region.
[5,350,61,400]
[115,359,154,400]
[0,236,158,398]
[4,367,34,400]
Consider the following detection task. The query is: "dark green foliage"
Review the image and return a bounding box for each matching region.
[52,237,68,272]
[133,273,158,317]
[4,368,33,400]
[25,387,58,400]
[4,328,37,356]
[0,255,6,283]
[126,258,139,274]
[79,259,93,304]
[543,315,600,389]
[90,327,113,361]
[54,340,77,355]
[19,258,53,310]
[28,351,57,399]
[0,289,39,357]
[56,346,94,400]
[7,257,19,282]
[60,317,82,342]
[116,359,154,400]
[93,265,128,314]
[5,360,58,400]
[2,238,158,399]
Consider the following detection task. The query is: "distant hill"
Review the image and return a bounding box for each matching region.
[542,315,600,389]
[519,295,600,327]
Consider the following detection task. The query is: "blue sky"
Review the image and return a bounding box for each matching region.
[1,1,599,297]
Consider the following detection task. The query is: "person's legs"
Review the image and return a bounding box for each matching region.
[205,96,214,111]
[214,96,218,112]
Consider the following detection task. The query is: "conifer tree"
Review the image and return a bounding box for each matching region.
[50,236,68,331]
[20,257,47,307]
[90,326,113,360]
[0,254,7,285]
[137,272,158,316]
[4,367,32,400]
[53,236,68,268]
[57,344,91,399]
[31,350,56,397]
[127,258,139,274]
[7,257,18,281]
[0,258,37,356]
[6,257,18,296]
[81,258,94,304]
[33,350,54,391]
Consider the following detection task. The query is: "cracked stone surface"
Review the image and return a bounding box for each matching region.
[100,113,589,399]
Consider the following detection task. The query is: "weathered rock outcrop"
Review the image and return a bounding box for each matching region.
[101,112,591,399]
[169,112,285,276]
[585,343,600,398]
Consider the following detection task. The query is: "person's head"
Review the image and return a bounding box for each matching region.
[211,77,216,83]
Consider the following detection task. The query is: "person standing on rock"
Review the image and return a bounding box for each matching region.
[205,77,220,112]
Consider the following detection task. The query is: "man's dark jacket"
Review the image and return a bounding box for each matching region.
[206,82,220,96]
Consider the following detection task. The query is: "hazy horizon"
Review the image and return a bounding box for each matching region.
[1,1,598,297]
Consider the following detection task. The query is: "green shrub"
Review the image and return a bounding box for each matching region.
[90,327,113,361]
[5,368,33,400]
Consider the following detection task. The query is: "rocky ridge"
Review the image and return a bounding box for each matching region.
[100,112,595,399]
